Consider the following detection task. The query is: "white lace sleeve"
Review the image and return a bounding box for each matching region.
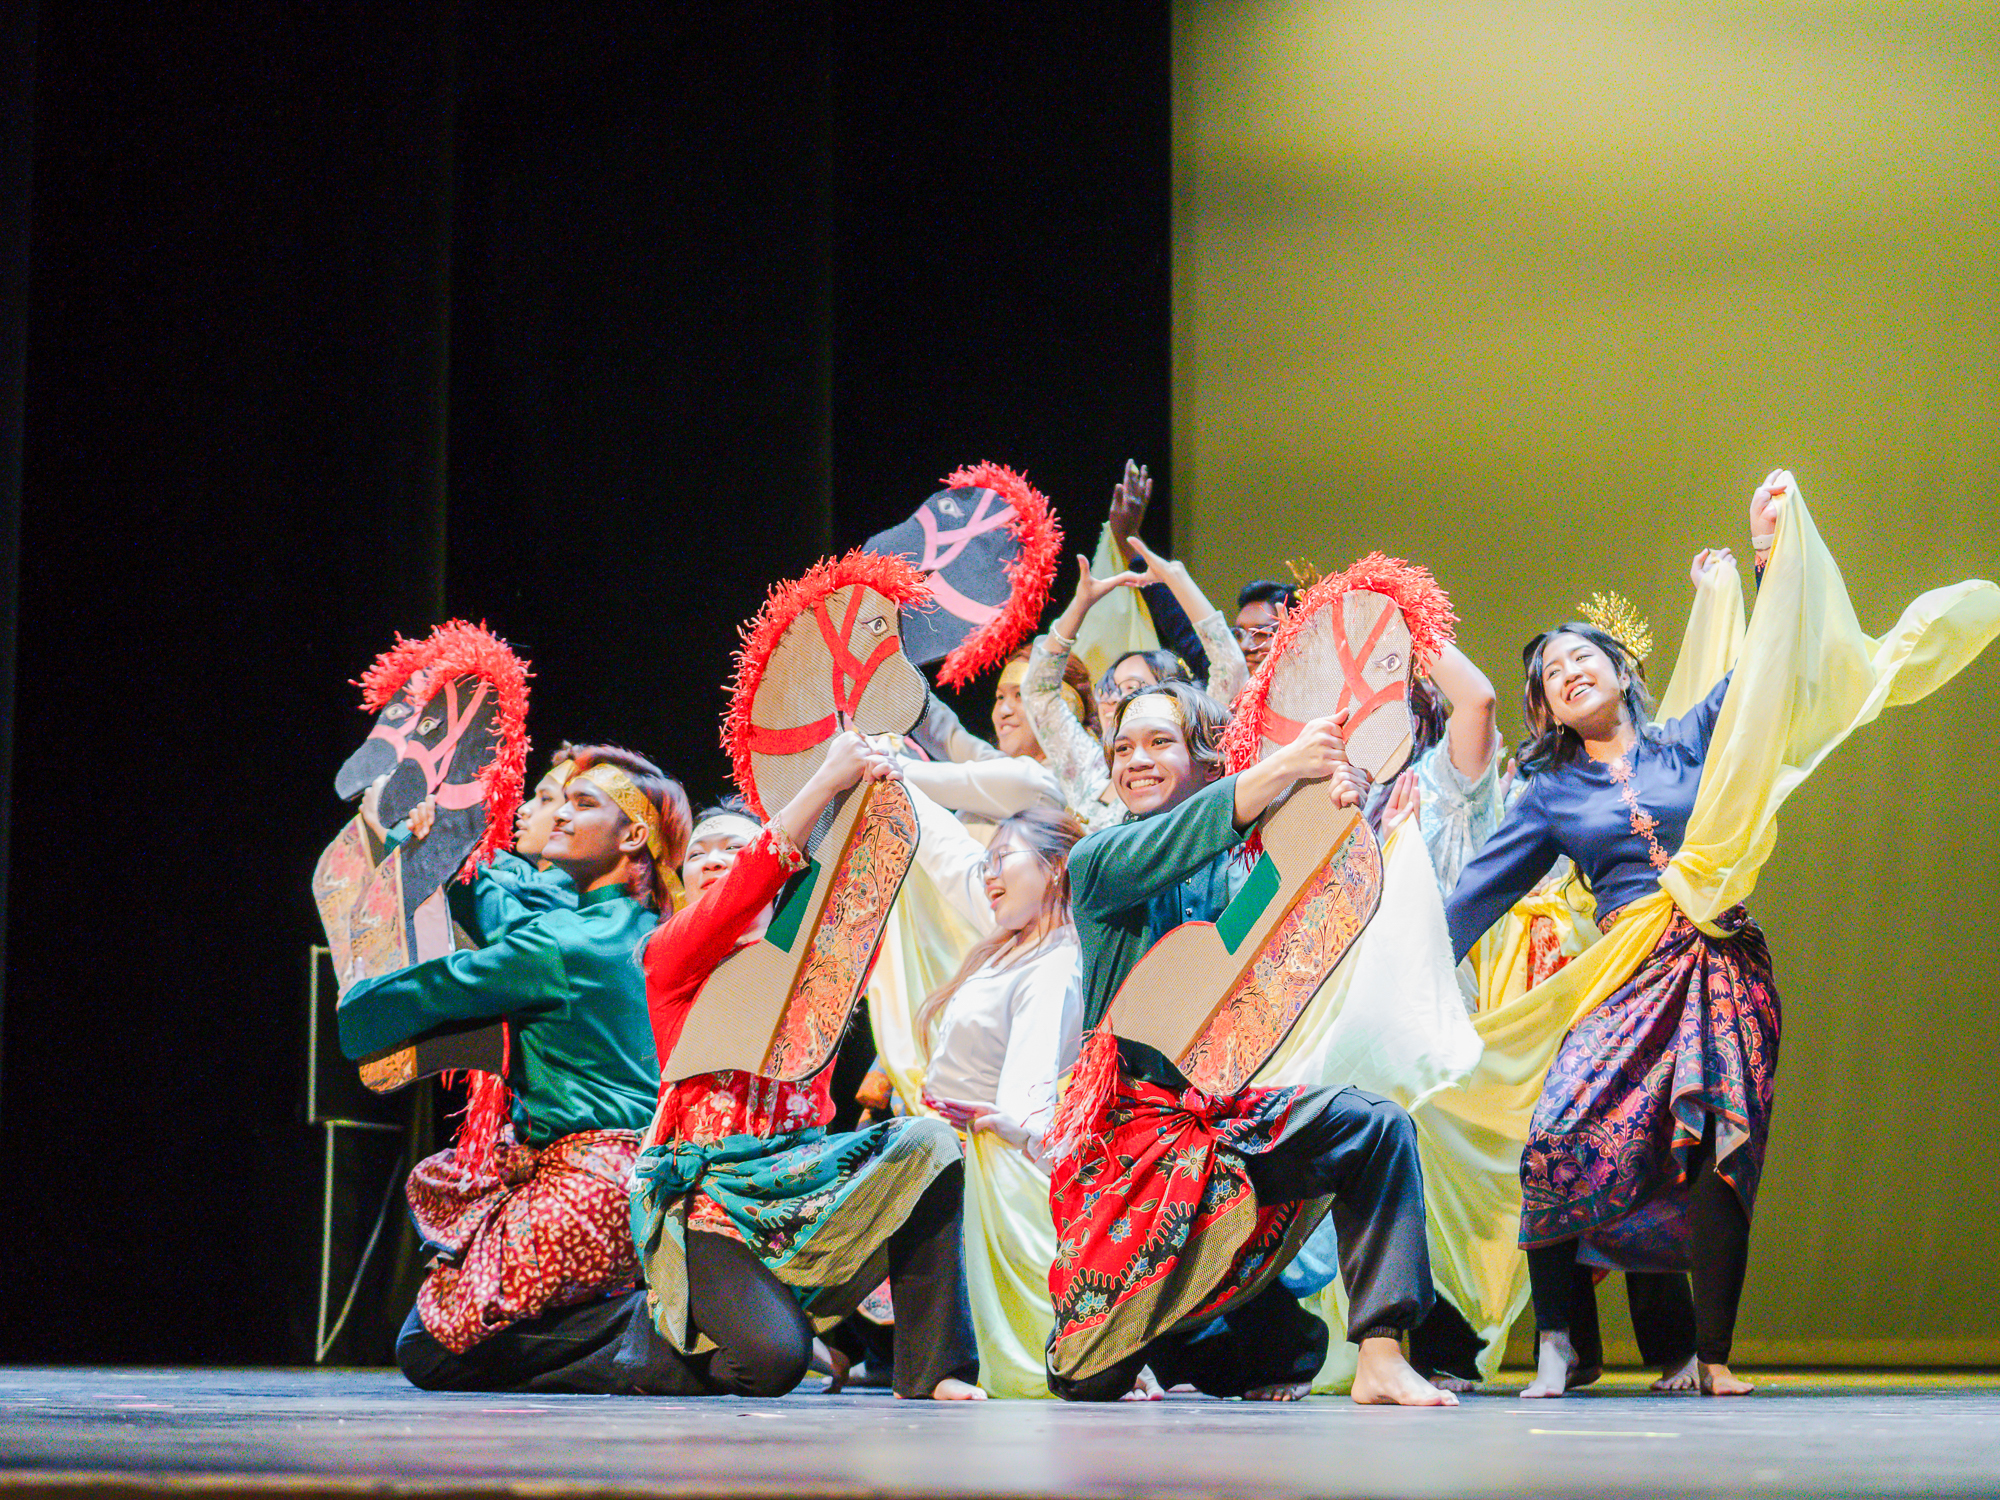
[1194,610,1249,705]
[1021,632,1114,821]
[1414,737,1504,892]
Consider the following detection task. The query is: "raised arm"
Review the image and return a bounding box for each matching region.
[1123,537,1243,696]
[1019,631,1115,814]
[1423,643,1500,784]
[1067,774,1244,920]
[894,751,1061,822]
[904,780,998,935]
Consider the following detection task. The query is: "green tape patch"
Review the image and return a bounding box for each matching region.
[762,858,821,951]
[1215,852,1281,955]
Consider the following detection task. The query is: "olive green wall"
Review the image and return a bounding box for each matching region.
[1174,0,2000,1363]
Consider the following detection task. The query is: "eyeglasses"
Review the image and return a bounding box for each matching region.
[979,846,1035,883]
[1232,625,1277,648]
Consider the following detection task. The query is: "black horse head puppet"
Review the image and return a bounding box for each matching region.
[335,619,531,906]
[315,620,530,1006]
[863,460,1062,689]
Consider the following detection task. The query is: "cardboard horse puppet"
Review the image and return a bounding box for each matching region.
[1105,555,1456,1098]
[863,460,1062,689]
[312,620,529,1093]
[661,551,933,1083]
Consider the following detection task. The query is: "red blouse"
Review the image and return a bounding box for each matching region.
[640,827,833,1149]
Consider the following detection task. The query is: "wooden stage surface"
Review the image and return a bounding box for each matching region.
[3,1367,1998,1500]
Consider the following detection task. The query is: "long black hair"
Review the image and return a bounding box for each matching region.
[1515,623,1655,774]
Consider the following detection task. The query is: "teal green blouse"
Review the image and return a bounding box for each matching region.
[337,884,660,1145]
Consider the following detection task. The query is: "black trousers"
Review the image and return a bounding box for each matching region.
[1408,1272,1696,1381]
[396,1290,704,1394]
[1050,1086,1432,1401]
[689,1160,979,1399]
[1527,1128,1750,1366]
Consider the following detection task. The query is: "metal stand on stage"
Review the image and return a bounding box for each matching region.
[304,943,409,1365]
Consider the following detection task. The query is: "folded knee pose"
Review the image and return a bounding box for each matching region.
[1044,680,1453,1407]
[339,746,698,1393]
[631,732,984,1400]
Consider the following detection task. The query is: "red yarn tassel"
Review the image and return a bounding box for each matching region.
[443,1023,513,1179]
[1049,1024,1120,1162]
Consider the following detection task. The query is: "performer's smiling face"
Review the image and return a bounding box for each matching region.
[541,779,638,877]
[513,768,569,860]
[680,812,762,906]
[1112,694,1206,817]
[991,660,1043,760]
[980,828,1051,932]
[1539,631,1630,736]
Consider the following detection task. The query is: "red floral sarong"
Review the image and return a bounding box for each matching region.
[406,1126,641,1354]
[1046,1073,1325,1383]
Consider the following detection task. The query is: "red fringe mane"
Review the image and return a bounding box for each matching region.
[933,461,1064,688]
[354,619,532,881]
[1222,553,1456,776]
[1047,1023,1119,1162]
[721,549,931,818]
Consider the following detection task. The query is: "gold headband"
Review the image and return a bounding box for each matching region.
[1121,690,1185,733]
[544,758,576,788]
[572,763,666,861]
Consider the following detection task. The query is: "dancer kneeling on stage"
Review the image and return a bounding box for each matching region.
[338,747,698,1393]
[632,731,984,1400]
[1045,681,1453,1406]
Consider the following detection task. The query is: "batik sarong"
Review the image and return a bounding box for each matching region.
[1520,908,1778,1269]
[405,1126,642,1354]
[1046,1072,1330,1384]
[631,1115,958,1355]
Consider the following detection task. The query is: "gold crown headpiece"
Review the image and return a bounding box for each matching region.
[1576,590,1653,665]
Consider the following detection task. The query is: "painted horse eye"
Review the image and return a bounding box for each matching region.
[865,616,889,637]
[382,703,410,722]
[1379,652,1401,673]
[935,496,965,519]
[417,715,441,735]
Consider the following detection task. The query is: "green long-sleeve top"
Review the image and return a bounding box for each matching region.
[337,884,660,1145]
[1067,775,1252,1084]
[452,850,578,943]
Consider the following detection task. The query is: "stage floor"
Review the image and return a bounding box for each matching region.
[3,1368,1998,1500]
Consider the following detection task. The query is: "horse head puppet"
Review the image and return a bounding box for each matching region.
[863,461,1062,689]
[314,621,528,1094]
[724,549,934,819]
[1088,556,1456,1106]
[661,552,931,1085]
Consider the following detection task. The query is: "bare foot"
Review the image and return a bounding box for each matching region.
[1351,1336,1458,1407]
[1244,1381,1311,1401]
[1700,1361,1755,1396]
[1121,1367,1166,1402]
[1520,1330,1576,1399]
[1429,1372,1477,1393]
[1652,1354,1698,1392]
[929,1377,987,1401]
[812,1338,850,1394]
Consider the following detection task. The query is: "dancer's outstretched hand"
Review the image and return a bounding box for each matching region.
[1750,469,1792,547]
[1689,547,1735,589]
[1107,458,1152,554]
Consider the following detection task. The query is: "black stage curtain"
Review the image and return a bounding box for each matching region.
[0,2,1167,1363]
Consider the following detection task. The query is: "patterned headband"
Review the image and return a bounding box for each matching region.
[572,763,666,861]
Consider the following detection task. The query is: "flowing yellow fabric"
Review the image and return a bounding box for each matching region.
[1657,564,1748,720]
[864,867,1062,1397]
[1419,475,2000,1373]
[961,1128,1060,1398]
[1069,522,1163,684]
[1249,821,1484,1393]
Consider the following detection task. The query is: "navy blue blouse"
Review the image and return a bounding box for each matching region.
[1445,673,1732,964]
